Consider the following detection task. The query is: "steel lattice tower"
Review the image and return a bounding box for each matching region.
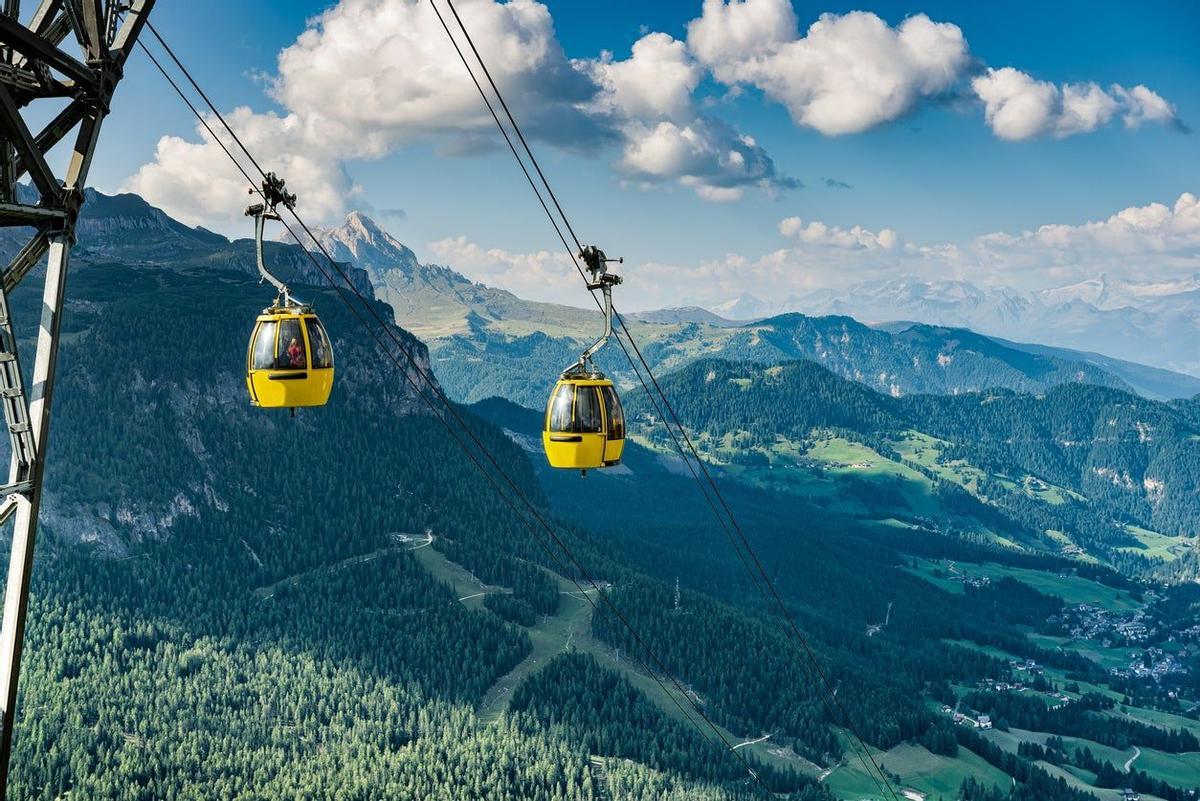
[0,1,155,793]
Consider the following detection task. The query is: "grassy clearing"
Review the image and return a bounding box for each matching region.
[1118,525,1196,563]
[475,573,595,724]
[1107,706,1200,740]
[1034,761,1133,801]
[252,534,433,600]
[944,638,1132,706]
[906,556,1140,612]
[410,539,498,612]
[415,547,812,774]
[891,430,989,493]
[981,728,1135,765]
[904,558,967,595]
[982,719,1199,795]
[1026,632,1140,673]
[807,435,940,516]
[1135,747,1200,788]
[891,431,1085,512]
[824,740,1010,801]
[1057,734,1136,767]
[562,596,816,776]
[977,564,1139,611]
[982,726,1042,754]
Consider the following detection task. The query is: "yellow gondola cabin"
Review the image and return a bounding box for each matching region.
[246,307,334,409]
[543,375,625,472]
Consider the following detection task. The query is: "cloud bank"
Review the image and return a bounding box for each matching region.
[127,0,1183,231]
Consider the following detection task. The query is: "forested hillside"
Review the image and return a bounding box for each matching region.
[432,312,1146,409]
[3,263,609,798]
[625,359,1200,563]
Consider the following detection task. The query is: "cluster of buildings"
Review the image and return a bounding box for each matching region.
[1111,646,1188,681]
[1011,658,1045,676]
[939,705,993,729]
[938,560,993,589]
[969,664,1076,708]
[1049,603,1153,645]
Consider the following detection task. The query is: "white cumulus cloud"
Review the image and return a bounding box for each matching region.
[127,0,1184,232]
[779,217,899,249]
[590,32,795,200]
[1113,84,1181,129]
[272,0,606,156]
[688,4,969,135]
[124,109,355,230]
[686,0,798,69]
[591,33,700,122]
[978,192,1200,257]
[973,67,1180,140]
[686,1,1180,141]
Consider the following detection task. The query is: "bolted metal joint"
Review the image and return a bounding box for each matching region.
[58,186,87,241]
[87,60,124,114]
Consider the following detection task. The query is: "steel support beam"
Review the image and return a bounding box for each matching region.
[0,202,63,225]
[0,236,68,795]
[26,1,63,38]
[1,229,49,294]
[0,85,58,202]
[109,0,151,68]
[0,14,93,91]
[0,499,16,529]
[80,0,105,60]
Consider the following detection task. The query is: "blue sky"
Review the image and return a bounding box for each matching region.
[84,1,1199,309]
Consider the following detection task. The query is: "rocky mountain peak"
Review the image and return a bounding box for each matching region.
[303,211,420,277]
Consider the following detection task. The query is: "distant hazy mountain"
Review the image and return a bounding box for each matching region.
[1037,272,1200,310]
[295,213,597,342]
[628,306,742,327]
[985,337,1200,401]
[713,275,1200,379]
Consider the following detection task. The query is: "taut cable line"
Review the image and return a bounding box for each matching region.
[435,1,901,798]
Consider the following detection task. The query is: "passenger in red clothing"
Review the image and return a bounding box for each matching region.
[286,337,305,368]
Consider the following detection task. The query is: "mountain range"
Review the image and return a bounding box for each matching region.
[712,274,1200,379]
[301,211,1200,405]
